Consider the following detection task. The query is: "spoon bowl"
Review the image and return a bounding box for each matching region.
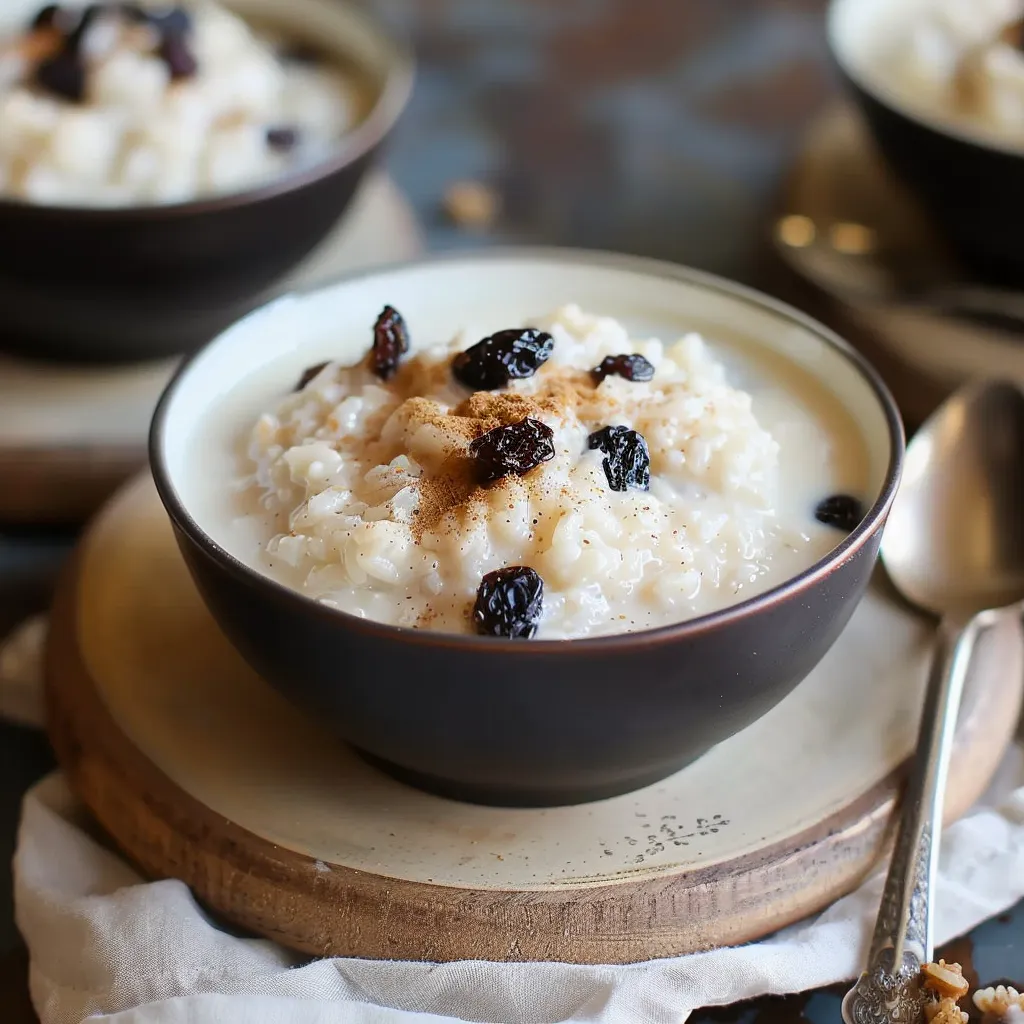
[883,380,1024,619]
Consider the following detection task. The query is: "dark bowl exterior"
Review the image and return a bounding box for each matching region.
[841,76,1024,287]
[0,153,374,363]
[168,514,886,807]
[150,249,903,808]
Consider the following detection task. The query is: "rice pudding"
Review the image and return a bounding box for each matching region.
[0,1,363,206]
[865,0,1024,145]
[200,303,870,641]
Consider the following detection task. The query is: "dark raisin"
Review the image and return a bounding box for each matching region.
[64,4,103,51]
[814,494,864,532]
[294,362,329,391]
[266,125,300,152]
[34,49,86,102]
[29,4,62,31]
[592,353,655,384]
[31,3,100,39]
[157,30,197,79]
[452,328,554,391]
[473,565,544,639]
[469,418,555,483]
[588,425,650,492]
[370,305,409,380]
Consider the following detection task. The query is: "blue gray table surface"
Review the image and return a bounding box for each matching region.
[1,0,1021,1019]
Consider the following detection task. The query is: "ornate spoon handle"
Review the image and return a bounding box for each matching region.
[842,610,990,1024]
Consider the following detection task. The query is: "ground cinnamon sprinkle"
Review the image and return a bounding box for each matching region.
[454,390,545,426]
[413,460,481,540]
[406,369,598,540]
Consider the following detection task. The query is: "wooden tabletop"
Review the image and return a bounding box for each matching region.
[387,0,835,286]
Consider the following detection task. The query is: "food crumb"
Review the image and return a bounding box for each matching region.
[921,961,970,1024]
[922,960,971,1000]
[974,985,1024,1022]
[443,179,501,231]
[924,999,969,1024]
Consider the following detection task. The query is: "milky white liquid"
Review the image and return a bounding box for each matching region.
[182,305,870,640]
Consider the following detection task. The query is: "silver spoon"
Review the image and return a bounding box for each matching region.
[774,214,1024,333]
[842,379,1024,1024]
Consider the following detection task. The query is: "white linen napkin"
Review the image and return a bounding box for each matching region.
[4,619,1024,1024]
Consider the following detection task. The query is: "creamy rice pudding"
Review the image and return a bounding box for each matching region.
[199,303,870,641]
[0,1,363,205]
[874,0,1024,144]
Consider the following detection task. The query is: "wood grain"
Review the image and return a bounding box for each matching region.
[0,446,145,525]
[45,544,1023,963]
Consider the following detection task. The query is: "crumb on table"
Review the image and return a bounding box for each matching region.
[925,997,970,1024]
[443,180,501,230]
[922,961,971,1000]
[974,985,1024,1022]
[922,961,971,1024]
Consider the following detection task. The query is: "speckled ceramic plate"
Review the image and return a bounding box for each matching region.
[44,472,1024,963]
[0,172,422,523]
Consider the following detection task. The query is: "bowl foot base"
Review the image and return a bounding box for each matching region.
[352,748,709,807]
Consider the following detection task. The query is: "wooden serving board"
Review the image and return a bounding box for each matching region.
[46,474,1024,964]
[0,172,423,525]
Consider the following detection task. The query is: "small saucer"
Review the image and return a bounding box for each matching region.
[0,173,424,524]
[773,103,1024,426]
[45,473,1024,963]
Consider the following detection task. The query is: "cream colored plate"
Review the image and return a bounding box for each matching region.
[75,473,1023,891]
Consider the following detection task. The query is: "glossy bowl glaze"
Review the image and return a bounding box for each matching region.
[0,0,412,363]
[150,249,904,807]
[829,0,1024,287]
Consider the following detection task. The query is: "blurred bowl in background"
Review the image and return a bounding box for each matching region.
[828,0,1024,287]
[0,0,413,364]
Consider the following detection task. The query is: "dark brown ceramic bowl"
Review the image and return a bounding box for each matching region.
[0,0,412,363]
[150,249,904,807]
[828,0,1024,286]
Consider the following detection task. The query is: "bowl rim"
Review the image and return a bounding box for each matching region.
[0,0,415,220]
[827,0,1024,161]
[149,246,906,653]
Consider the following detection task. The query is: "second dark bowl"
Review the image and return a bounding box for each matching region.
[0,0,412,363]
[150,250,904,807]
[829,0,1024,287]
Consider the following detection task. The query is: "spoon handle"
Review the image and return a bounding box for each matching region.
[930,285,1024,334]
[842,611,989,1024]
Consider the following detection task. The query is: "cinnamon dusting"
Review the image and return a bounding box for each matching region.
[454,369,595,425]
[413,454,478,540]
[404,366,604,539]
